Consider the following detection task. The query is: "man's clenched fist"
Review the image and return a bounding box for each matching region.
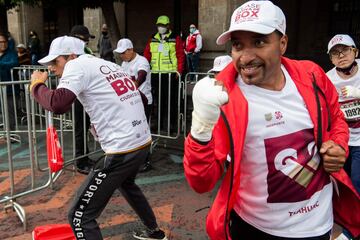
[191,77,228,142]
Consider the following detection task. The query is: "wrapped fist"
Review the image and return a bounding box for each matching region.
[191,77,229,142]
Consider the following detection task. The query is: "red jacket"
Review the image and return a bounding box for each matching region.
[184,57,360,239]
[185,32,199,53]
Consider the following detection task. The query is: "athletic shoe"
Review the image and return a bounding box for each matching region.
[77,164,92,175]
[132,228,167,240]
[76,158,94,175]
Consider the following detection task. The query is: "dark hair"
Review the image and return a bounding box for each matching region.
[274,30,284,38]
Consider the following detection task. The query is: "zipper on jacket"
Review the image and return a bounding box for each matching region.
[312,73,331,151]
[220,110,235,240]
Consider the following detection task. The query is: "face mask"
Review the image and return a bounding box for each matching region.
[157,26,167,35]
[189,28,196,34]
[102,31,108,36]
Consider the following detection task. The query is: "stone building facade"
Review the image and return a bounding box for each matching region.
[6,0,360,72]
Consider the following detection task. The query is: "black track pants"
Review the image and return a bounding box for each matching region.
[68,146,158,240]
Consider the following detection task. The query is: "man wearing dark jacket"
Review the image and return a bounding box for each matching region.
[0,32,19,131]
[97,24,114,62]
[70,25,96,174]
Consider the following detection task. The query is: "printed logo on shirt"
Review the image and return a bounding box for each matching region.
[264,128,329,203]
[289,201,319,217]
[265,110,285,128]
[264,113,272,121]
[99,64,140,102]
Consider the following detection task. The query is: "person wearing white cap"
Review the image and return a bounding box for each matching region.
[326,34,360,240]
[29,36,167,240]
[184,1,360,240]
[114,38,153,173]
[16,43,31,65]
[208,55,232,78]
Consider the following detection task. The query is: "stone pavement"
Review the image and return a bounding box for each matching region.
[0,138,344,240]
[1,144,214,240]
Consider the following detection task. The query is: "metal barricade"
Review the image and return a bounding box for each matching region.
[148,71,215,141]
[149,71,182,139]
[0,66,101,230]
[183,72,214,137]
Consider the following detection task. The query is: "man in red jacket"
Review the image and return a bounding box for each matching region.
[185,24,202,80]
[184,1,360,240]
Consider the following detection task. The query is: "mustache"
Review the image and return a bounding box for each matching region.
[238,60,263,68]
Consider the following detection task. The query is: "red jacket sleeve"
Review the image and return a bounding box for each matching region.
[183,116,228,193]
[314,64,349,154]
[143,38,152,63]
[175,36,185,74]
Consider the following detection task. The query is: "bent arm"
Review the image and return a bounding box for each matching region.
[136,70,147,87]
[184,118,228,193]
[323,72,349,153]
[195,34,202,53]
[32,84,76,114]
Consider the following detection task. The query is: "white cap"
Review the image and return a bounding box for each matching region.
[327,34,356,53]
[216,1,286,45]
[114,38,133,54]
[16,43,26,49]
[208,55,232,72]
[38,36,85,65]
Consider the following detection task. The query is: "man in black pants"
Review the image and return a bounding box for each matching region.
[30,36,167,240]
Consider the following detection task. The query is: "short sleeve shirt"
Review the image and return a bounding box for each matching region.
[57,54,151,153]
[327,59,360,146]
[121,53,152,104]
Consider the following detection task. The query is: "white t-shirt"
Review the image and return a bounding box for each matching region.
[57,54,151,153]
[121,53,152,104]
[327,59,360,146]
[233,66,333,238]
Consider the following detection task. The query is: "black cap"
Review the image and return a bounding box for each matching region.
[70,25,95,41]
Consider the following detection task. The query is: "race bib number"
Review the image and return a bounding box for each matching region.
[340,100,360,122]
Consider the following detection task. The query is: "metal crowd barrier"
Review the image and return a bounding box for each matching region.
[0,66,213,230]
[0,66,101,230]
[183,72,214,137]
[149,71,182,139]
[149,71,214,141]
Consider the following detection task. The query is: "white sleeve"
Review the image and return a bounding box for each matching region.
[56,60,86,96]
[137,58,150,73]
[195,34,202,53]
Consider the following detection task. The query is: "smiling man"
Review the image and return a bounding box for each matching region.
[184,1,360,240]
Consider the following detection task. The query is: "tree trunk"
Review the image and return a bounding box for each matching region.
[99,0,121,49]
[0,6,8,33]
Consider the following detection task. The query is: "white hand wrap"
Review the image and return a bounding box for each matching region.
[341,85,360,98]
[191,77,229,142]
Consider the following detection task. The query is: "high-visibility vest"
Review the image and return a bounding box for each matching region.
[149,31,177,71]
